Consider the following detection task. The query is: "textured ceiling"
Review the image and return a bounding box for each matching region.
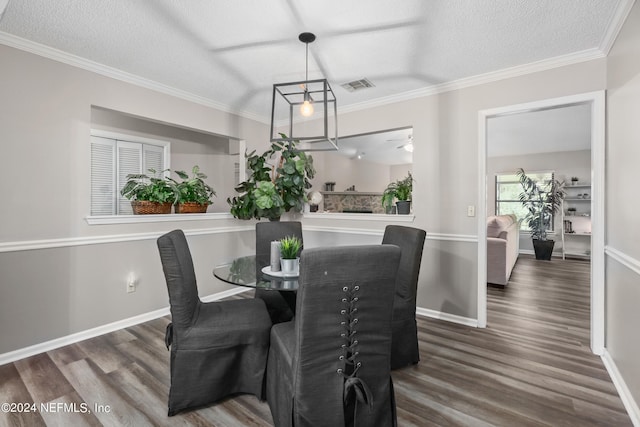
[0,0,625,124]
[487,104,592,158]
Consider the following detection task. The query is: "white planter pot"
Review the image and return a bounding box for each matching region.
[280,258,299,275]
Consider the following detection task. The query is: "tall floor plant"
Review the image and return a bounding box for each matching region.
[517,168,565,259]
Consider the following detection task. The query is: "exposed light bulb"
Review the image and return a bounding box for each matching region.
[300,100,314,117]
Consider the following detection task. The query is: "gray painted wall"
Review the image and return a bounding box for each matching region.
[0,43,266,354]
[0,41,607,359]
[303,60,607,322]
[0,232,255,353]
[606,0,640,410]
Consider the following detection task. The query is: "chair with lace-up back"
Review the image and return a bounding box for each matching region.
[266,244,401,427]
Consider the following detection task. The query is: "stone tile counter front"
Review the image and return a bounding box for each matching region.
[321,191,384,214]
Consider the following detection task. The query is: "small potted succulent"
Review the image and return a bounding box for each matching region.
[120,168,178,214]
[571,177,579,186]
[567,207,577,216]
[172,166,216,213]
[279,235,302,274]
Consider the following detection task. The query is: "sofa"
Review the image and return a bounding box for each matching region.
[487,214,520,286]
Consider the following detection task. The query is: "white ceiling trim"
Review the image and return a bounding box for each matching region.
[0,31,266,124]
[598,0,636,55]
[0,0,630,126]
[339,48,606,115]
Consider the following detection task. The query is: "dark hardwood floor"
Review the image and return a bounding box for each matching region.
[0,255,632,426]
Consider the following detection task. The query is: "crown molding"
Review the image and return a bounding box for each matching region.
[0,31,265,124]
[599,0,636,55]
[339,48,606,115]
[0,24,613,124]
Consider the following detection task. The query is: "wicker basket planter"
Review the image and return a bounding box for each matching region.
[175,202,209,214]
[131,201,172,215]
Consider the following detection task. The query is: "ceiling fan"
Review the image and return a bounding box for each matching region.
[387,134,414,152]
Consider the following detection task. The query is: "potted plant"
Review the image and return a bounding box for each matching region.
[120,168,178,214]
[571,176,579,185]
[567,207,577,216]
[517,168,566,260]
[228,134,315,220]
[255,181,285,220]
[279,235,302,274]
[172,165,216,213]
[382,172,413,215]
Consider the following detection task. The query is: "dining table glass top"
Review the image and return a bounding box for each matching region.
[213,255,299,291]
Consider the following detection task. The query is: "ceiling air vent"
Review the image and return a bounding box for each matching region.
[341,78,375,92]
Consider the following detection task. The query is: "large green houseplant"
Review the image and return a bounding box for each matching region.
[517,168,566,260]
[228,134,315,220]
[172,165,216,213]
[254,180,285,220]
[120,168,178,214]
[382,172,413,214]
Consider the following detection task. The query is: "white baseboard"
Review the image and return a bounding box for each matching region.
[602,349,640,427]
[0,287,250,367]
[1,290,479,366]
[416,306,479,328]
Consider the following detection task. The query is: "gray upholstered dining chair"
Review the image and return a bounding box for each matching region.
[382,225,427,370]
[255,221,303,323]
[157,229,271,416]
[266,244,401,427]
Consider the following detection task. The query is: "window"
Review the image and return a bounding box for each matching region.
[495,171,555,231]
[90,131,169,215]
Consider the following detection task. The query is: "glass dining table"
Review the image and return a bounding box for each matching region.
[213,255,299,291]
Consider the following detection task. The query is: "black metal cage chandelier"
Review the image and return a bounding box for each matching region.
[270,32,338,151]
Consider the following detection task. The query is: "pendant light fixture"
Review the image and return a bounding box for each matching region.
[270,32,338,151]
[299,32,315,118]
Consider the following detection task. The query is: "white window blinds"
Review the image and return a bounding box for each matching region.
[90,137,116,215]
[90,134,168,215]
[116,141,143,215]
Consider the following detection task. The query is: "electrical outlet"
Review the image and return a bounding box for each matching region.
[467,205,475,217]
[127,277,136,293]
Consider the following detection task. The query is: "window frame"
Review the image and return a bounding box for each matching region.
[495,170,557,232]
[90,129,171,216]
[87,130,244,225]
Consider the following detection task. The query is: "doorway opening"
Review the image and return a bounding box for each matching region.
[477,91,605,355]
